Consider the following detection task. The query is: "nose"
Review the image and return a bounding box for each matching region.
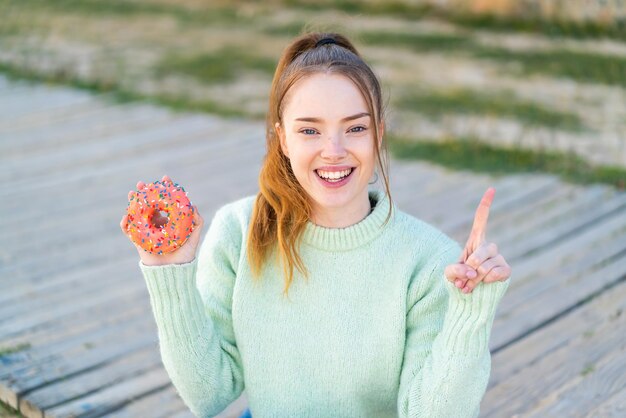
[320,135,348,161]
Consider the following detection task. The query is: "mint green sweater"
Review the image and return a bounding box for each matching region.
[139,189,510,418]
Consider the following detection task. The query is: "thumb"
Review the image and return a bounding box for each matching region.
[186,206,204,246]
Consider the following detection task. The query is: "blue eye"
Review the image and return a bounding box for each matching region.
[351,126,367,133]
[300,129,317,135]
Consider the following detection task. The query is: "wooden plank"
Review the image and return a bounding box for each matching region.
[1,124,256,205]
[485,184,609,249]
[0,150,262,278]
[2,152,261,258]
[0,309,151,382]
[0,301,150,389]
[499,190,626,262]
[4,136,262,233]
[0,123,259,227]
[492,242,626,350]
[504,201,626,284]
[491,212,626,349]
[0,123,260,198]
[582,386,626,418]
[482,280,626,417]
[0,262,142,319]
[0,103,179,158]
[391,171,481,225]
[0,300,148,363]
[0,256,143,304]
[0,87,98,120]
[489,276,626,388]
[410,175,491,224]
[454,180,580,241]
[425,173,557,234]
[0,98,114,133]
[0,160,264,298]
[1,112,221,181]
[1,316,156,409]
[1,314,156,396]
[169,408,196,418]
[19,345,162,417]
[443,174,563,244]
[0,272,147,340]
[101,384,191,418]
[43,367,172,418]
[523,343,626,417]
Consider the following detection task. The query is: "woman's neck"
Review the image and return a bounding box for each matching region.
[309,192,374,228]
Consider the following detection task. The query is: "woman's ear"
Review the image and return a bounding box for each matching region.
[276,122,289,158]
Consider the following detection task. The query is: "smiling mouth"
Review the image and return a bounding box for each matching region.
[315,167,355,182]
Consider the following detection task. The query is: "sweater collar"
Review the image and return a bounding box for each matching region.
[301,189,395,252]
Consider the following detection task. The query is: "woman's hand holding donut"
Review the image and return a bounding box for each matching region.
[120,175,204,266]
[444,187,511,294]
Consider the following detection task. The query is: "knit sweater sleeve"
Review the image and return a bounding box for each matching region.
[138,206,244,418]
[397,239,510,418]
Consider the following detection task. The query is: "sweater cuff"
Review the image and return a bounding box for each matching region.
[439,278,510,358]
[139,258,207,344]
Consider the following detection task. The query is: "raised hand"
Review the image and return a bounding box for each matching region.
[120,175,204,266]
[444,187,511,294]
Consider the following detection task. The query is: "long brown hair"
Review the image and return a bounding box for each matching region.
[247,31,393,296]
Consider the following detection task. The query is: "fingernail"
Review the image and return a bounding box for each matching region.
[463,286,470,293]
[455,280,462,288]
[466,270,476,279]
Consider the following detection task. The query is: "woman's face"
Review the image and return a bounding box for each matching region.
[275,72,382,224]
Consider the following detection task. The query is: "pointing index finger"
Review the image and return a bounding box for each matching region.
[470,187,495,244]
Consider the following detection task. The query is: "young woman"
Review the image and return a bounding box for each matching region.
[120,32,511,418]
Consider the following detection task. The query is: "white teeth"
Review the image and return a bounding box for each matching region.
[316,168,352,179]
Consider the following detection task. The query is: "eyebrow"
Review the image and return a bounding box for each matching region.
[294,112,371,123]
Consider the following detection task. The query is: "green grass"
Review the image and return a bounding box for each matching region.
[1,0,252,27]
[0,343,31,356]
[360,31,472,52]
[7,0,624,42]
[282,0,626,41]
[395,88,586,132]
[272,21,626,88]
[0,62,252,120]
[261,21,312,37]
[155,47,277,85]
[388,134,626,190]
[472,46,626,88]
[580,363,595,377]
[582,330,595,339]
[355,28,626,88]
[444,11,626,42]
[0,402,24,418]
[266,23,626,88]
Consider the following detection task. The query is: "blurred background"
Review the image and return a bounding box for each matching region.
[1,0,625,185]
[1,1,625,417]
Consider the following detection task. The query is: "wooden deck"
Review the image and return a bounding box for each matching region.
[1,74,625,417]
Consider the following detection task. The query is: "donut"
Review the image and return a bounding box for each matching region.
[125,179,195,254]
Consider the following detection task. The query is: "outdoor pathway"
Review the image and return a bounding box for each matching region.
[1,74,624,417]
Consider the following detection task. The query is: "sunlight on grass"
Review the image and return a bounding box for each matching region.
[282,0,626,41]
[360,31,471,52]
[154,47,276,85]
[3,0,252,26]
[0,61,250,119]
[472,46,626,88]
[388,134,626,190]
[357,28,626,88]
[0,342,31,356]
[395,88,586,132]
